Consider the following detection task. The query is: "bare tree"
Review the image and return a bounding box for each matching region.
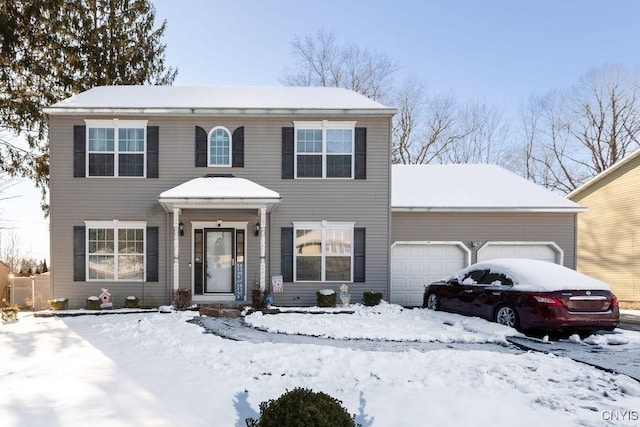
[281,29,398,101]
[518,65,640,193]
[1,229,23,273]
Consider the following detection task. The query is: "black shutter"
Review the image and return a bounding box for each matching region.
[281,227,293,282]
[74,125,86,177]
[355,127,367,180]
[146,126,159,178]
[146,226,159,282]
[195,126,207,167]
[232,126,244,167]
[282,127,294,179]
[353,228,365,282]
[73,226,86,281]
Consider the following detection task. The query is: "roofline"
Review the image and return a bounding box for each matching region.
[567,147,640,199]
[391,206,587,213]
[43,107,397,117]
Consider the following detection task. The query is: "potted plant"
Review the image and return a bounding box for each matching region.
[338,284,351,305]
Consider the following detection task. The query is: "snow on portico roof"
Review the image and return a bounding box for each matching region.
[158,175,280,211]
[392,164,585,212]
[44,85,396,115]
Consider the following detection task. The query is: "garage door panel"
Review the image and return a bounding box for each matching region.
[391,243,468,306]
[477,243,559,264]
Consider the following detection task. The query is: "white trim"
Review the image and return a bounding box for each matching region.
[84,119,148,178]
[207,126,233,167]
[293,121,356,180]
[46,107,397,117]
[477,241,564,265]
[391,207,587,213]
[84,220,148,282]
[292,221,355,283]
[391,241,472,267]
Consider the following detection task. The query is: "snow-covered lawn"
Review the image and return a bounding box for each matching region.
[2,305,640,427]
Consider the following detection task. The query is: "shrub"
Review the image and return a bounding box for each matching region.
[49,298,68,310]
[362,292,383,307]
[251,289,268,309]
[316,289,336,307]
[246,387,358,427]
[86,296,100,310]
[124,296,139,308]
[173,289,192,310]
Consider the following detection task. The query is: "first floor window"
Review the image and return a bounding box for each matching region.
[294,222,353,282]
[87,221,145,281]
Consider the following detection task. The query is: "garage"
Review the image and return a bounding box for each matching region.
[390,242,470,306]
[477,241,563,264]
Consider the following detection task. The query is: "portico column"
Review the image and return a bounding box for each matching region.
[259,207,266,292]
[173,208,181,291]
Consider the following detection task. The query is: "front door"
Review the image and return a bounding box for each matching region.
[204,228,234,293]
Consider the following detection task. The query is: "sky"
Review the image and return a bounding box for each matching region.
[4,306,640,426]
[7,0,640,264]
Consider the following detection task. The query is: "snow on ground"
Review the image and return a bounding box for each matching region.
[245,302,521,344]
[3,308,640,426]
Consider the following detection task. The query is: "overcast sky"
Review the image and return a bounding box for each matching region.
[9,0,640,262]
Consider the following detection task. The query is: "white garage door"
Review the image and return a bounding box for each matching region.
[391,242,469,306]
[477,242,561,264]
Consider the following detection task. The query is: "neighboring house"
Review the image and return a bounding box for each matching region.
[390,164,585,306]
[45,86,396,308]
[568,149,640,307]
[0,261,9,306]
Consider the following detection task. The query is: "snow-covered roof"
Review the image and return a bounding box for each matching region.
[44,85,396,116]
[567,147,640,199]
[451,258,611,292]
[158,175,280,211]
[392,164,585,212]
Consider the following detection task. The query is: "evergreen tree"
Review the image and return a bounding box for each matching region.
[0,0,177,212]
[41,258,48,273]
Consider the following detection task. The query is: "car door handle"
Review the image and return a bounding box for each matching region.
[463,290,474,293]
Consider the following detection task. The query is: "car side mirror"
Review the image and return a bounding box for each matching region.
[449,278,460,286]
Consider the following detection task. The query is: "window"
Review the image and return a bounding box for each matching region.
[294,121,355,178]
[86,221,146,281]
[294,222,353,282]
[208,126,232,166]
[86,119,147,177]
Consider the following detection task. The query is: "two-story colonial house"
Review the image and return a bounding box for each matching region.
[45,86,396,309]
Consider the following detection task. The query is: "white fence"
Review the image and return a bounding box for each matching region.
[10,276,51,311]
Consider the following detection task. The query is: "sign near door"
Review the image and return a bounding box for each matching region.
[235,262,245,301]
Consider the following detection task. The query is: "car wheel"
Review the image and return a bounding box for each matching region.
[426,293,440,311]
[495,305,519,329]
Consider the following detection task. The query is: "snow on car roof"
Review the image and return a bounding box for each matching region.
[452,258,611,292]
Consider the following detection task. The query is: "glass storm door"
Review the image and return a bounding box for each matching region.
[204,229,234,293]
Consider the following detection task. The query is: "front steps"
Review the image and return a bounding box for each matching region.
[198,302,251,318]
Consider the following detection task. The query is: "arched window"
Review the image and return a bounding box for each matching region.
[208,126,231,166]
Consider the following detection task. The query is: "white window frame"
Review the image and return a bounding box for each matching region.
[85,119,148,178]
[85,220,147,282]
[207,126,232,167]
[293,221,355,282]
[293,121,356,179]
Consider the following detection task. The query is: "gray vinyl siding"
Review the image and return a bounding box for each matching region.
[391,212,577,269]
[50,115,392,308]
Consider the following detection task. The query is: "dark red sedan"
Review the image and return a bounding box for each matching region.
[423,258,619,334]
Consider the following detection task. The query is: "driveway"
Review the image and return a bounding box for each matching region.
[192,315,640,382]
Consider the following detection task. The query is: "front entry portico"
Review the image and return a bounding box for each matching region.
[158,175,280,300]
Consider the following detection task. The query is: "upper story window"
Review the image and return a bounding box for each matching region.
[208,126,232,167]
[86,119,147,177]
[294,121,356,179]
[293,221,354,282]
